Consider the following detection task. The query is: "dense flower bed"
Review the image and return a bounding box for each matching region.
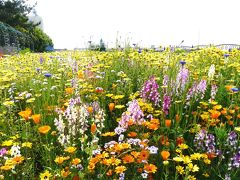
[0,47,239,179]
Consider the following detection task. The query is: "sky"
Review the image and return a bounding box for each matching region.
[29,0,240,49]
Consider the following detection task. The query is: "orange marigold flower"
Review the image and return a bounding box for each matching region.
[115,165,127,174]
[175,114,180,122]
[161,151,170,161]
[65,87,74,94]
[137,168,143,173]
[108,103,115,112]
[210,110,221,119]
[18,108,32,120]
[147,122,159,130]
[122,155,134,164]
[221,108,227,115]
[12,156,25,164]
[61,168,71,177]
[106,169,113,176]
[235,106,239,111]
[229,109,235,114]
[228,120,234,126]
[144,163,157,173]
[206,152,216,159]
[225,85,234,91]
[127,131,137,137]
[31,114,41,124]
[165,119,171,127]
[160,135,170,146]
[139,150,149,161]
[87,106,93,113]
[71,158,81,165]
[38,125,51,134]
[64,146,77,153]
[127,119,134,126]
[88,163,95,171]
[176,137,184,146]
[91,123,97,134]
[131,151,140,158]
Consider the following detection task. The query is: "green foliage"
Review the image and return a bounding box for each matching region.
[0,0,53,52]
[31,28,53,52]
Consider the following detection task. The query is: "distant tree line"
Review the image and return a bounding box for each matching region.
[0,0,53,52]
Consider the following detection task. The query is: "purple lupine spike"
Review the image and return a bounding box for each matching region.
[118,100,145,129]
[176,66,189,93]
[141,76,160,106]
[162,94,171,116]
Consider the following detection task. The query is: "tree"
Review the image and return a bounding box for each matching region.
[31,27,53,52]
[0,0,54,52]
[0,0,37,31]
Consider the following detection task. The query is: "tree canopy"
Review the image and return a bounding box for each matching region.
[0,0,53,52]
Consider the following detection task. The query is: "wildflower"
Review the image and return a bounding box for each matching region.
[101,132,116,136]
[141,76,160,106]
[234,127,240,132]
[61,167,71,177]
[39,170,52,180]
[180,60,186,66]
[187,163,199,172]
[54,156,70,164]
[12,156,24,164]
[0,148,7,157]
[131,151,140,158]
[165,119,171,127]
[176,137,184,145]
[44,73,52,78]
[10,145,21,157]
[187,175,196,180]
[161,150,170,160]
[141,172,148,179]
[18,108,32,120]
[0,165,13,171]
[87,106,93,113]
[162,95,171,115]
[64,146,77,154]
[143,163,157,173]
[176,66,189,93]
[115,105,125,109]
[160,135,170,146]
[115,166,127,174]
[178,143,188,150]
[31,114,41,124]
[208,64,215,80]
[127,131,137,137]
[190,153,202,160]
[139,150,150,161]
[88,163,95,171]
[209,110,221,119]
[176,165,184,174]
[202,173,210,177]
[148,146,158,154]
[108,103,115,112]
[122,155,134,164]
[65,87,74,94]
[38,125,51,134]
[2,140,13,146]
[91,123,97,134]
[104,169,112,176]
[71,158,81,165]
[173,156,183,162]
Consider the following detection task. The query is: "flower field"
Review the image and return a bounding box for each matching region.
[0,47,240,179]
